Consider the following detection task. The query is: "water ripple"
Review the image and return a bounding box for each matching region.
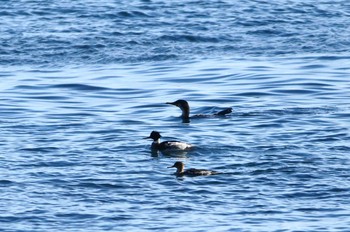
[1,1,350,65]
[1,57,350,231]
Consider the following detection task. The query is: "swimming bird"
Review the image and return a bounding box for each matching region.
[168,161,219,177]
[166,99,232,122]
[144,131,193,152]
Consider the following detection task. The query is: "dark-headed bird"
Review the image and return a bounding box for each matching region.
[166,99,232,122]
[144,131,193,152]
[168,161,220,177]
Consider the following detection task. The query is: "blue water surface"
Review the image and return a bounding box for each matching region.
[1,0,350,65]
[1,1,350,231]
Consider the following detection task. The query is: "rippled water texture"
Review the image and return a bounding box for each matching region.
[1,0,350,65]
[1,0,350,231]
[1,56,350,231]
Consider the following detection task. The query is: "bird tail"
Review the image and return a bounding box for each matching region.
[215,108,232,116]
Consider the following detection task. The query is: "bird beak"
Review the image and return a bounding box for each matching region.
[166,102,175,105]
[167,165,175,168]
[143,136,151,139]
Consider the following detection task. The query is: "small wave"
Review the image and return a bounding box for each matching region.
[72,181,129,189]
[21,95,70,100]
[272,89,317,95]
[49,84,111,91]
[247,29,286,36]
[20,161,76,168]
[19,147,59,153]
[13,84,110,92]
[235,91,278,97]
[117,10,152,18]
[299,64,328,69]
[158,34,220,43]
[329,146,350,151]
[241,106,339,117]
[54,213,98,219]
[0,180,14,185]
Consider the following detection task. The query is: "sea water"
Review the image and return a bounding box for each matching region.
[1,1,350,231]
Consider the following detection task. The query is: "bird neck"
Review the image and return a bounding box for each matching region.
[176,165,185,174]
[181,107,190,119]
[151,139,160,149]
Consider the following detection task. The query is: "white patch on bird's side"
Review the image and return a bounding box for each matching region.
[164,141,192,150]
